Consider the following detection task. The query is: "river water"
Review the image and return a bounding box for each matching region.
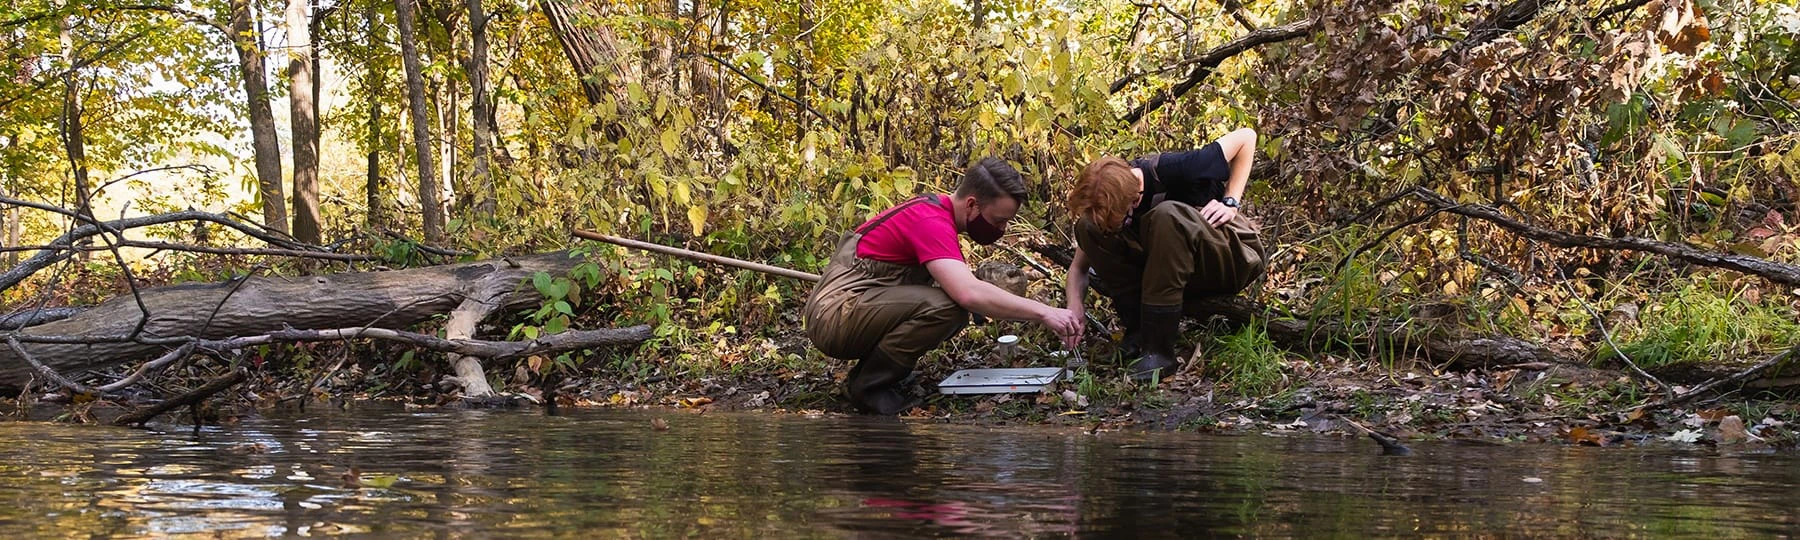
[1,404,1795,537]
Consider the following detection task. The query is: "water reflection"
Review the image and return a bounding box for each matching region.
[1,405,1797,537]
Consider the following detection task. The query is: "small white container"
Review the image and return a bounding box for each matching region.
[994,334,1020,360]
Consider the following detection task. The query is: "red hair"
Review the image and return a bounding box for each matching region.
[1068,157,1137,232]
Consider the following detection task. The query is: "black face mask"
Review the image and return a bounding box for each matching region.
[967,210,1005,245]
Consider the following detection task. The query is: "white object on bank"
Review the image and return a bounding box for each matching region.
[937,367,1070,395]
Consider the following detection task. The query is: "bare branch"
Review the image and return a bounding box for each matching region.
[699,52,832,124]
[97,342,198,392]
[0,32,150,113]
[112,368,246,427]
[5,337,98,394]
[1668,345,1799,406]
[1548,250,1673,398]
[0,307,84,330]
[0,203,345,292]
[1591,0,1652,24]
[114,240,375,261]
[108,3,228,33]
[1117,19,1318,124]
[1404,187,1800,287]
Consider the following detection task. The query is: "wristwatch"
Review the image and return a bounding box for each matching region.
[1221,196,1240,208]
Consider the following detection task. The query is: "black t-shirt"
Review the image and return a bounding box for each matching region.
[1128,141,1231,220]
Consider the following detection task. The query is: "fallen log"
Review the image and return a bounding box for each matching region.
[1029,244,1562,370]
[1180,296,1561,369]
[0,251,648,395]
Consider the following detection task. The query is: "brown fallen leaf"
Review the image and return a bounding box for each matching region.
[1717,415,1751,444]
[342,466,361,488]
[651,418,670,431]
[1564,426,1607,446]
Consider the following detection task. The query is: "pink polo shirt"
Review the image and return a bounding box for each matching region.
[854,194,965,265]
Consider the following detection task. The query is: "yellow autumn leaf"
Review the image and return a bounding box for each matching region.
[660,128,680,156]
[891,167,915,195]
[688,204,708,236]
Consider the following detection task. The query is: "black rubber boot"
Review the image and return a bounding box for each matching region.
[846,349,915,415]
[1110,294,1143,364]
[1130,304,1182,382]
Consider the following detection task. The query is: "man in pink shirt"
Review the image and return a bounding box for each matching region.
[805,158,1083,414]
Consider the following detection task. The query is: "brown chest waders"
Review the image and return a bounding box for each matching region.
[803,195,970,413]
[1073,199,1267,380]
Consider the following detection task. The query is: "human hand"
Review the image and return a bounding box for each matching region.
[1039,307,1083,348]
[1200,200,1238,227]
[1065,310,1086,349]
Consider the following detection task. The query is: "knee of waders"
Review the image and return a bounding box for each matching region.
[1141,201,1204,233]
[918,295,971,339]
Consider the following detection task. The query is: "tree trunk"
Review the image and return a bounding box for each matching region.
[0,252,617,394]
[466,0,494,214]
[434,75,458,213]
[287,0,322,244]
[396,0,443,242]
[0,137,12,266]
[794,0,812,141]
[229,0,288,234]
[0,135,14,267]
[58,15,91,223]
[539,0,636,106]
[365,0,384,229]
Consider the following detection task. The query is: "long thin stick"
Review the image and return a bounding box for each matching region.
[573,230,822,282]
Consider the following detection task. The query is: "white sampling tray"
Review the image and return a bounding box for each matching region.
[937,367,1069,395]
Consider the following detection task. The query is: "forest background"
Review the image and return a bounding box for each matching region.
[1,0,1798,436]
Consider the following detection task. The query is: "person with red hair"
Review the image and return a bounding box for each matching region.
[1063,128,1268,381]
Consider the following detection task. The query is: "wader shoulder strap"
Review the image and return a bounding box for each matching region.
[1132,153,1167,217]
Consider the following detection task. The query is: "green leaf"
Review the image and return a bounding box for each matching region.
[1652,133,1685,160]
[554,300,573,316]
[532,272,553,296]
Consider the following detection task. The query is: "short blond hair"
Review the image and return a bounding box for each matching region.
[1068,156,1138,232]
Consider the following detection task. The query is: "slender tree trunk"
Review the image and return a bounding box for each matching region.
[58,15,90,224]
[1,136,14,267]
[287,0,321,243]
[396,0,443,242]
[229,0,288,234]
[439,77,458,211]
[466,0,494,214]
[794,0,812,142]
[365,0,383,229]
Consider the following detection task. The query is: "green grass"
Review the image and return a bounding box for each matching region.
[1208,322,1289,396]
[1604,278,1800,369]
